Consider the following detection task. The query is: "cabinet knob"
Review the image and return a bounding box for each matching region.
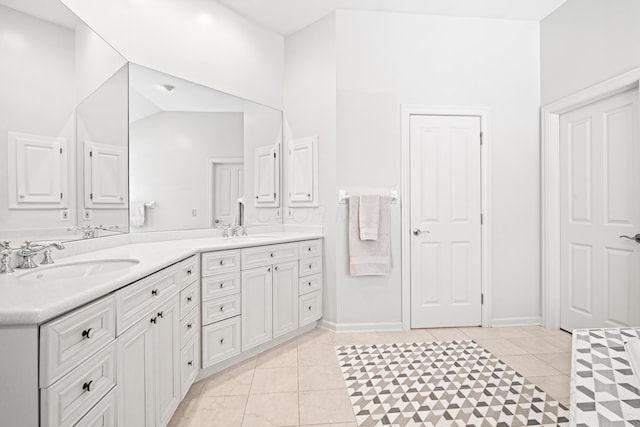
[219,260,225,265]
[307,193,311,198]
[82,380,93,392]
[308,247,312,252]
[219,282,224,288]
[82,328,95,339]
[270,253,274,258]
[187,323,193,329]
[267,267,271,272]
[220,338,225,344]
[308,264,312,269]
[187,360,193,367]
[157,311,164,319]
[187,296,193,303]
[308,306,312,311]
[19,194,25,199]
[186,268,192,275]
[220,306,224,312]
[275,266,278,271]
[151,289,159,296]
[308,282,312,287]
[150,317,157,324]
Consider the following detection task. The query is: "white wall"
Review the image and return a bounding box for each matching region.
[129,111,243,231]
[284,13,338,324]
[541,0,640,105]
[61,0,284,109]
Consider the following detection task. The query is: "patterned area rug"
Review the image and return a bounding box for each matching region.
[336,340,570,426]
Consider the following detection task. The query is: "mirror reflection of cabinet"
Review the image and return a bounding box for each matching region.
[254,145,280,207]
[288,136,318,207]
[84,141,127,208]
[7,132,69,209]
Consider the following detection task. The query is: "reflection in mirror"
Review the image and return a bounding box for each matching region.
[129,64,283,233]
[0,0,128,243]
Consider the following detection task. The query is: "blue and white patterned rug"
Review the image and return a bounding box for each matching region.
[336,340,570,426]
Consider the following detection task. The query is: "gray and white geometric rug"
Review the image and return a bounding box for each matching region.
[336,340,570,426]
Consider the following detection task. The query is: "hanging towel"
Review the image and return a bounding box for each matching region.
[349,195,391,276]
[359,194,380,241]
[130,201,146,227]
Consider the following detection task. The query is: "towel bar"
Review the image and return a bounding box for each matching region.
[338,190,398,204]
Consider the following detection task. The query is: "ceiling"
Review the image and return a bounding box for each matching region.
[217,0,567,35]
[0,0,79,28]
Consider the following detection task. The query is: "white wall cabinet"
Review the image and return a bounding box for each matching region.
[254,144,280,207]
[7,132,68,209]
[287,136,318,207]
[84,141,127,209]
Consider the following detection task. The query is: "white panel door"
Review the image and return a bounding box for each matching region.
[85,141,127,208]
[154,296,181,427]
[410,115,482,328]
[272,260,299,338]
[213,163,243,225]
[241,266,273,351]
[254,145,280,207]
[288,136,318,206]
[7,132,68,209]
[560,88,640,331]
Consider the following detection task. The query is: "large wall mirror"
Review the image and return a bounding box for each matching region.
[129,64,283,233]
[0,0,128,243]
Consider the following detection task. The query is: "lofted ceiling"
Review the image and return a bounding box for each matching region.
[217,0,567,35]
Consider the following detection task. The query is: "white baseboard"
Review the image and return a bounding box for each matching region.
[318,319,403,333]
[491,316,542,327]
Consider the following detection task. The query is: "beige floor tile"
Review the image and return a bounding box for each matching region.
[243,392,299,427]
[474,338,529,356]
[298,344,340,366]
[300,423,358,427]
[250,366,298,394]
[299,365,346,391]
[460,326,535,340]
[334,332,382,345]
[299,389,356,425]
[500,354,563,377]
[518,326,572,337]
[405,328,437,342]
[509,337,566,354]
[256,344,298,369]
[184,379,206,399]
[543,334,573,352]
[182,395,247,427]
[528,375,571,405]
[201,361,256,397]
[427,328,470,341]
[298,328,337,348]
[535,352,572,374]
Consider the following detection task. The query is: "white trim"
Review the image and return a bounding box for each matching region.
[400,105,492,330]
[541,67,640,329]
[206,157,244,228]
[317,320,403,333]
[491,317,543,327]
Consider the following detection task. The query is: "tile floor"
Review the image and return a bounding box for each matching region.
[168,326,572,427]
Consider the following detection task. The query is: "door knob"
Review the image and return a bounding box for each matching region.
[412,228,430,236]
[619,233,640,243]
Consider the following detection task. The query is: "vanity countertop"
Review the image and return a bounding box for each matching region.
[570,327,640,425]
[0,232,323,325]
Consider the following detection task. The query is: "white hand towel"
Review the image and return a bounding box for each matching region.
[349,195,391,276]
[359,194,380,241]
[130,201,146,227]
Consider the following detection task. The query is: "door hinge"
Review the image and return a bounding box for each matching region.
[60,192,63,199]
[273,152,276,158]
[273,192,276,199]
[480,132,483,145]
[59,147,63,154]
[90,193,93,200]
[89,151,93,157]
[481,213,484,225]
[481,293,484,305]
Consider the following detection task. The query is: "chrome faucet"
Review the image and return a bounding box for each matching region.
[16,240,65,269]
[0,241,15,274]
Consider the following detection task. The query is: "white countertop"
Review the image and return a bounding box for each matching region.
[0,232,323,325]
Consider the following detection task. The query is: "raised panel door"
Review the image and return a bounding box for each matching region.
[272,261,299,338]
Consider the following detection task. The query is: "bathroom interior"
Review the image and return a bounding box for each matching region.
[0,0,639,425]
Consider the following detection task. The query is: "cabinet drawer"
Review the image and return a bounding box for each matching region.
[41,344,116,427]
[202,272,241,301]
[201,250,241,276]
[241,243,297,269]
[299,291,322,326]
[202,316,241,368]
[202,294,241,326]
[299,274,322,296]
[181,308,199,348]
[299,256,322,277]
[181,337,199,399]
[179,281,199,319]
[299,239,322,260]
[40,296,115,387]
[74,387,116,427]
[115,264,180,335]
[180,255,199,288]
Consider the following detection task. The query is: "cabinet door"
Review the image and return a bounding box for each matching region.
[288,136,318,207]
[116,314,156,427]
[84,141,127,208]
[273,261,299,338]
[241,266,273,351]
[154,297,181,427]
[254,144,280,207]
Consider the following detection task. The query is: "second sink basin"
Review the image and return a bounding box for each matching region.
[18,259,140,281]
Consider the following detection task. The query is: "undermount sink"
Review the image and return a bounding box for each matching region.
[17,259,140,281]
[228,235,275,241]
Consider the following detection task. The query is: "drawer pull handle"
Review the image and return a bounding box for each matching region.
[308,247,312,252]
[308,282,312,286]
[82,328,95,339]
[187,323,193,329]
[220,306,224,312]
[157,311,164,319]
[275,266,279,271]
[188,360,193,367]
[267,267,271,272]
[308,306,312,311]
[219,282,224,288]
[82,380,93,392]
[220,260,225,265]
[151,289,159,296]
[308,264,312,269]
[187,296,193,303]
[270,253,274,258]
[186,268,192,275]
[220,338,225,344]
[150,317,157,324]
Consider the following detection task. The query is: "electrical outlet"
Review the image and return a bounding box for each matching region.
[60,209,70,221]
[83,209,92,220]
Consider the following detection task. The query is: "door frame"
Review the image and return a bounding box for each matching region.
[206,157,244,228]
[541,68,640,329]
[400,105,492,330]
